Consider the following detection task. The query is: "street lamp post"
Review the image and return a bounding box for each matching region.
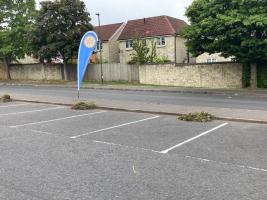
[96,13,104,84]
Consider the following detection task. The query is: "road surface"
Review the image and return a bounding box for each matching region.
[1,85,267,111]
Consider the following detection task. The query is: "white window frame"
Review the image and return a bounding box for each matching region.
[126,40,133,49]
[157,36,166,46]
[207,58,217,63]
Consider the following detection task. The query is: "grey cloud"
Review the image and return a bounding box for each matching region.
[36,0,194,25]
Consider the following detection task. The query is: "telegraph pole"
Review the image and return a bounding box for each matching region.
[96,13,104,84]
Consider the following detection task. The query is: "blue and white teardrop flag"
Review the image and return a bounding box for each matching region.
[77,31,98,96]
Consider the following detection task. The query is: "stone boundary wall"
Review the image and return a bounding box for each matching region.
[1,62,243,89]
[139,63,243,88]
[5,63,139,83]
[9,63,62,81]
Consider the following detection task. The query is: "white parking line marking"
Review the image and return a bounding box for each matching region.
[0,103,30,108]
[9,111,107,128]
[0,106,64,116]
[247,166,267,172]
[31,130,53,135]
[186,156,267,173]
[70,115,160,139]
[160,123,228,154]
[94,140,266,173]
[93,140,161,154]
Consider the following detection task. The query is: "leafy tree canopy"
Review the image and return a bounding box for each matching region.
[30,0,93,65]
[182,0,267,63]
[0,0,35,65]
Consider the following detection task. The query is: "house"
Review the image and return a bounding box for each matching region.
[196,53,234,63]
[94,23,125,63]
[12,55,39,64]
[118,15,195,64]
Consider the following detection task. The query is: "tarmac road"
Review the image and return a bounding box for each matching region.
[1,85,267,111]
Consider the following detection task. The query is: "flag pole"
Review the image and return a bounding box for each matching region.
[77,31,98,100]
[77,58,80,100]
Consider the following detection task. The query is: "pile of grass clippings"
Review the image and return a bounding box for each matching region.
[71,102,97,110]
[0,94,12,103]
[178,112,215,122]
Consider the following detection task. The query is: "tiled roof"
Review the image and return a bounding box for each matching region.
[118,15,187,40]
[94,23,123,41]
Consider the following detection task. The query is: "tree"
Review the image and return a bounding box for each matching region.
[129,36,157,64]
[0,0,35,80]
[29,0,93,80]
[182,0,267,87]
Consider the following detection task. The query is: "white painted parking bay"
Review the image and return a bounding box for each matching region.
[0,102,30,108]
[9,111,107,128]
[170,122,267,170]
[0,102,266,200]
[0,102,230,154]
[0,102,57,114]
[73,115,225,152]
[22,110,160,137]
[0,106,104,127]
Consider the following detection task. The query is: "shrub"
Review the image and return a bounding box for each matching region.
[129,35,157,64]
[128,59,137,64]
[71,102,97,110]
[178,112,215,122]
[153,57,165,64]
[0,94,12,103]
[153,56,170,64]
[129,55,171,65]
[242,62,251,88]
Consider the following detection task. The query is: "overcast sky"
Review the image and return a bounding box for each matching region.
[36,0,194,25]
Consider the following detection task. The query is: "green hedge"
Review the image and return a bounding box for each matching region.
[242,62,251,88]
[257,62,267,88]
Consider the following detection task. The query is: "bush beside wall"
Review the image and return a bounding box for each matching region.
[257,62,267,88]
[242,62,251,88]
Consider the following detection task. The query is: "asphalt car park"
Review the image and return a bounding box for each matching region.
[0,102,266,200]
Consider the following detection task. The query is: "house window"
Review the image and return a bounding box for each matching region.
[157,37,166,46]
[126,40,133,49]
[207,58,216,63]
[96,40,102,51]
